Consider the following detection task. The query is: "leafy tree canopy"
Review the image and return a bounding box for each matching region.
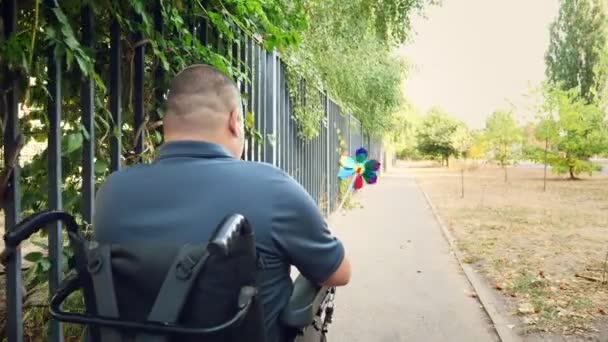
[530,85,608,178]
[415,106,461,165]
[546,0,608,103]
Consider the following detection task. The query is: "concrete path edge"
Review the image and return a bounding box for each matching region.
[415,180,521,342]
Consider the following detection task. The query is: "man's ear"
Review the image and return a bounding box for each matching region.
[228,109,241,137]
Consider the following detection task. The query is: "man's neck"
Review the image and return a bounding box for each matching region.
[163,135,237,158]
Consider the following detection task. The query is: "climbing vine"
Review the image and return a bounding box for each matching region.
[0,0,306,218]
[0,0,309,338]
[285,63,326,140]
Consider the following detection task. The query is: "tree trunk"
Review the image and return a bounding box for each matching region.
[569,166,575,180]
[461,168,465,198]
[543,139,548,191]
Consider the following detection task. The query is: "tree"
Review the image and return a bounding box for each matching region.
[451,124,473,160]
[468,130,489,160]
[283,0,436,138]
[536,118,559,190]
[484,110,522,182]
[416,107,461,166]
[546,0,608,103]
[529,85,608,179]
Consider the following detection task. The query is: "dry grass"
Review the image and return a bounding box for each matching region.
[411,160,608,338]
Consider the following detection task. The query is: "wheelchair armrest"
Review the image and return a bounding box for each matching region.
[279,274,330,329]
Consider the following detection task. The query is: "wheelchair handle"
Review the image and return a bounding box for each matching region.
[1,210,79,264]
[208,214,253,256]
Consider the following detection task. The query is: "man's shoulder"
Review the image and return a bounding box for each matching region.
[234,160,294,183]
[232,161,311,204]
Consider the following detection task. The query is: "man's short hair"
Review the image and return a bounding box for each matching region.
[164,64,241,131]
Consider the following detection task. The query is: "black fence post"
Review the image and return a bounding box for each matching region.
[154,0,164,122]
[133,14,145,161]
[81,4,95,227]
[245,36,254,161]
[110,20,122,171]
[264,51,276,165]
[2,0,23,340]
[44,1,64,340]
[255,44,263,162]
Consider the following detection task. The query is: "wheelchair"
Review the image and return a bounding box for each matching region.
[1,211,336,342]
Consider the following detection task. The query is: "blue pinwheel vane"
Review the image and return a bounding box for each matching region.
[336,147,380,210]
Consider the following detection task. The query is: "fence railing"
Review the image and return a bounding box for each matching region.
[0,1,383,341]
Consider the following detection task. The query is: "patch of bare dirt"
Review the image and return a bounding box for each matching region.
[410,160,608,340]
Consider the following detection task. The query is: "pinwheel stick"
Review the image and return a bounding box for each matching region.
[336,175,358,212]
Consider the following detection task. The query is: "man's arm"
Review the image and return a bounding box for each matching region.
[271,175,351,287]
[321,256,351,286]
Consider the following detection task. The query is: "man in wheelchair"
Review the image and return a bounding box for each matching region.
[86,64,351,341]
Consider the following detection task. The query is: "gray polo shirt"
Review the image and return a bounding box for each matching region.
[92,140,344,340]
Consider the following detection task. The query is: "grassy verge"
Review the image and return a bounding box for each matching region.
[411,161,608,337]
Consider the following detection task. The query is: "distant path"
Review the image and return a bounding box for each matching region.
[326,164,499,342]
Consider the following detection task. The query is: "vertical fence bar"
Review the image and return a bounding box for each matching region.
[255,44,262,162]
[154,0,164,121]
[325,96,329,214]
[133,15,145,161]
[318,109,322,204]
[258,44,265,162]
[246,36,254,161]
[297,81,303,185]
[284,72,288,172]
[45,1,63,340]
[289,79,294,177]
[349,115,354,154]
[280,64,286,172]
[239,31,246,96]
[359,122,363,150]
[2,1,23,340]
[232,32,238,74]
[328,103,334,211]
[81,4,95,225]
[287,82,293,176]
[278,64,284,169]
[264,51,277,165]
[275,61,282,169]
[199,15,208,46]
[110,20,122,171]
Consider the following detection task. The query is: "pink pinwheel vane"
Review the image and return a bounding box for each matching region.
[338,147,381,191]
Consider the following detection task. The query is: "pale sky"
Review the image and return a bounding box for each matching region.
[400,0,560,129]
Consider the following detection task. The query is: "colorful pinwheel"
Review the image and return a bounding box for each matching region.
[338,147,381,191]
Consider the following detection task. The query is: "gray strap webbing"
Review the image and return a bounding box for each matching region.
[87,244,122,342]
[135,243,209,342]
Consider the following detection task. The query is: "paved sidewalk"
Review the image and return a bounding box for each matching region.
[326,165,499,342]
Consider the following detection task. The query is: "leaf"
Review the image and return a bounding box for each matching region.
[94,160,109,174]
[31,241,48,250]
[24,252,44,262]
[75,53,89,77]
[40,259,51,272]
[65,49,73,71]
[64,133,83,155]
[62,30,80,50]
[52,8,70,27]
[80,124,91,141]
[154,131,162,144]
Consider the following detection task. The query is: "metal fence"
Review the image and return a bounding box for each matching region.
[0,1,382,341]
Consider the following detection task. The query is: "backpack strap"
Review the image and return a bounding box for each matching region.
[87,243,122,342]
[135,243,209,342]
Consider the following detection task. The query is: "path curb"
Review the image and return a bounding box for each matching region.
[416,181,521,342]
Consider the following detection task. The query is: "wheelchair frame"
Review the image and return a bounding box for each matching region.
[1,210,336,342]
